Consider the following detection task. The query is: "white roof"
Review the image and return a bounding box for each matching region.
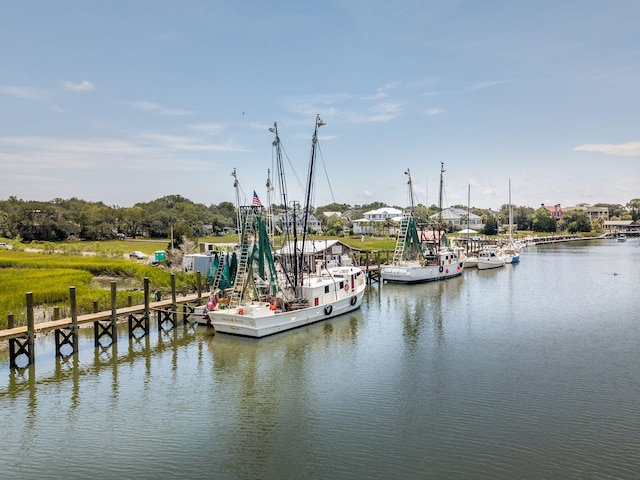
[365,207,403,215]
[277,239,349,255]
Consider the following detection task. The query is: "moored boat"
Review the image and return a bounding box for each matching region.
[204,116,366,337]
[381,164,466,284]
[476,247,506,270]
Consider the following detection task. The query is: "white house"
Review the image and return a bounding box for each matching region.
[352,207,404,234]
[430,207,484,229]
[276,212,322,234]
[323,211,343,218]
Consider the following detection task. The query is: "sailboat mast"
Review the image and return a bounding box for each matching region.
[467,184,471,253]
[438,162,445,223]
[508,178,513,241]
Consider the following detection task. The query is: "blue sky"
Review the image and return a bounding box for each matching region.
[1,1,639,211]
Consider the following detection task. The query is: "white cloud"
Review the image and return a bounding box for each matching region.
[424,108,444,116]
[188,123,225,134]
[123,100,194,116]
[64,80,95,92]
[468,80,513,91]
[0,133,250,174]
[1,85,48,100]
[573,141,640,156]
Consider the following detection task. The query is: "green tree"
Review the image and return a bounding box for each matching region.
[531,208,557,232]
[563,210,591,233]
[483,214,498,235]
[324,215,346,236]
[627,199,640,221]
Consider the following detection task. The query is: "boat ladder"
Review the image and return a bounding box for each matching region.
[211,254,226,293]
[228,208,256,308]
[392,216,410,264]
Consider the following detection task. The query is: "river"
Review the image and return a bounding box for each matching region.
[1,238,639,479]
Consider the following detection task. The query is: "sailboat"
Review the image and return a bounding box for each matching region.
[204,116,366,337]
[463,184,478,268]
[381,164,466,284]
[500,178,520,264]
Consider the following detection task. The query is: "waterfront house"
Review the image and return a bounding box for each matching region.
[276,212,322,234]
[604,220,639,236]
[541,204,566,219]
[352,207,403,235]
[566,203,609,222]
[429,207,485,230]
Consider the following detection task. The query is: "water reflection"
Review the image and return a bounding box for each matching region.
[195,312,366,478]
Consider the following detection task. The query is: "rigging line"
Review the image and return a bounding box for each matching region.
[316,141,336,205]
[279,142,306,199]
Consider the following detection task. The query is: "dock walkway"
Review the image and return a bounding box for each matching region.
[0,293,208,342]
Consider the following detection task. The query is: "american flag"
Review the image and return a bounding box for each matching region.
[252,191,263,207]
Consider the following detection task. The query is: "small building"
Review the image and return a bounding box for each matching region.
[183,253,215,275]
[276,239,355,268]
[603,220,640,236]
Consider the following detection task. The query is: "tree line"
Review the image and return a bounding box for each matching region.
[1,195,638,243]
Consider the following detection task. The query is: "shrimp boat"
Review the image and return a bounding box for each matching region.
[381,164,466,284]
[203,116,365,337]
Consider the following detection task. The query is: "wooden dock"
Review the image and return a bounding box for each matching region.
[0,292,208,342]
[1,274,210,370]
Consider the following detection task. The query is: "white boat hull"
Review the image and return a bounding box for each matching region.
[476,258,505,270]
[204,266,366,338]
[464,256,478,268]
[207,291,364,337]
[381,260,465,284]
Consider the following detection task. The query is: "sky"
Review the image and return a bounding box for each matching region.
[1,0,639,212]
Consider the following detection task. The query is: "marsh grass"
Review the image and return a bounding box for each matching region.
[0,250,201,328]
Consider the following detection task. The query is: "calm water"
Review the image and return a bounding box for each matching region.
[1,239,639,479]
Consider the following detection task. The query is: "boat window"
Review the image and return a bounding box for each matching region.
[325,285,330,294]
[340,281,344,290]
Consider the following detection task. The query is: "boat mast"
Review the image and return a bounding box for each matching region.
[299,114,325,289]
[467,184,471,254]
[266,168,274,238]
[406,168,416,213]
[232,168,242,244]
[270,122,297,290]
[438,162,445,224]
[508,178,513,242]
